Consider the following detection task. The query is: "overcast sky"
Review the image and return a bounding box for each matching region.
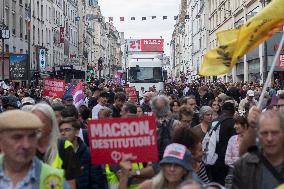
[99,0,179,55]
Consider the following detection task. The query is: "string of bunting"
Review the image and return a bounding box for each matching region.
[108,15,190,22]
[83,14,190,22]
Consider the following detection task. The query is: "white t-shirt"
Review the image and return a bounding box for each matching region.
[92,103,104,119]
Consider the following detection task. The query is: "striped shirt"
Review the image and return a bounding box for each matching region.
[198,161,210,184]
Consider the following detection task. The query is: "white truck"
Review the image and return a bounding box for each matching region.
[126,39,166,94]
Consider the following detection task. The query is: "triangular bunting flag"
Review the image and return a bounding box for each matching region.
[174,16,178,20]
[109,17,113,22]
[152,16,157,19]
[142,17,146,21]
[185,15,190,19]
[120,17,124,21]
[163,16,167,20]
[131,17,135,20]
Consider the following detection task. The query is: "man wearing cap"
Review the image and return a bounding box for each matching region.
[0,110,70,189]
[62,94,74,106]
[1,96,20,111]
[238,90,257,113]
[21,97,36,107]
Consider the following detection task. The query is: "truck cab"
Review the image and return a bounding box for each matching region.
[127,53,165,93]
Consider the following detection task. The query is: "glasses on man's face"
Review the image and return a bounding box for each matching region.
[59,128,73,133]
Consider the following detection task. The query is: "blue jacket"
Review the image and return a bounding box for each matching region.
[76,137,108,189]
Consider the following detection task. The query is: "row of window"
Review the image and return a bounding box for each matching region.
[209,0,231,32]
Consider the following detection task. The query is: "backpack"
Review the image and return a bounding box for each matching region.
[202,117,231,165]
[156,119,175,160]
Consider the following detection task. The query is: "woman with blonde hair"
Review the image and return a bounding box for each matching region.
[32,103,81,189]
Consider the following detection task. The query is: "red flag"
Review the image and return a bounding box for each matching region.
[120,17,125,21]
[59,27,64,43]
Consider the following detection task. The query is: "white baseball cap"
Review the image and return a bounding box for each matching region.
[247,90,255,97]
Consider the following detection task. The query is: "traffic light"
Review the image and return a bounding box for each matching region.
[87,64,94,74]
[98,58,103,70]
[87,75,94,82]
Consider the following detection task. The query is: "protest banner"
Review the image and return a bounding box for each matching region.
[87,115,158,165]
[43,78,65,98]
[125,86,137,102]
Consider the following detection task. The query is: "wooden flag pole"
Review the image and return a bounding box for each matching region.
[257,31,284,109]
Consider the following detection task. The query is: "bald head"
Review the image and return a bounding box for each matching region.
[258,110,284,157]
[258,110,284,131]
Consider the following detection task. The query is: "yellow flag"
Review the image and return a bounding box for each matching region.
[217,29,239,46]
[277,184,284,189]
[200,0,284,76]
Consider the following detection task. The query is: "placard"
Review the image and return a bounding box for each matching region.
[43,78,65,98]
[125,86,137,102]
[88,116,158,165]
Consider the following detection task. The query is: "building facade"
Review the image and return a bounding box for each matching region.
[0,0,122,83]
[171,0,283,83]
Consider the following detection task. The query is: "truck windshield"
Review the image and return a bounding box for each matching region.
[129,67,163,83]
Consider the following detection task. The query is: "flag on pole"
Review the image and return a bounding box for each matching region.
[109,17,113,22]
[72,81,84,108]
[131,17,135,20]
[152,16,157,19]
[120,17,124,21]
[199,0,284,76]
[163,16,167,20]
[142,17,146,21]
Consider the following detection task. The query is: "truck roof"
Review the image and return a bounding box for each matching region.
[128,58,163,67]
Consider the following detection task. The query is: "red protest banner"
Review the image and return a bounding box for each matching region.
[125,86,137,102]
[87,115,158,165]
[43,78,65,98]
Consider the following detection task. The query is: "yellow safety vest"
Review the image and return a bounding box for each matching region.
[0,155,65,189]
[52,140,73,169]
[40,162,65,189]
[105,163,144,189]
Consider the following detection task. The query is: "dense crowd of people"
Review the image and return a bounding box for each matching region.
[0,79,284,189]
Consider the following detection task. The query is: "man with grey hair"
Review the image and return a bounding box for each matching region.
[232,110,284,189]
[151,95,176,160]
[151,95,171,121]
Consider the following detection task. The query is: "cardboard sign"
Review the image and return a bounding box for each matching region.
[43,78,65,98]
[87,116,158,165]
[125,86,137,102]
